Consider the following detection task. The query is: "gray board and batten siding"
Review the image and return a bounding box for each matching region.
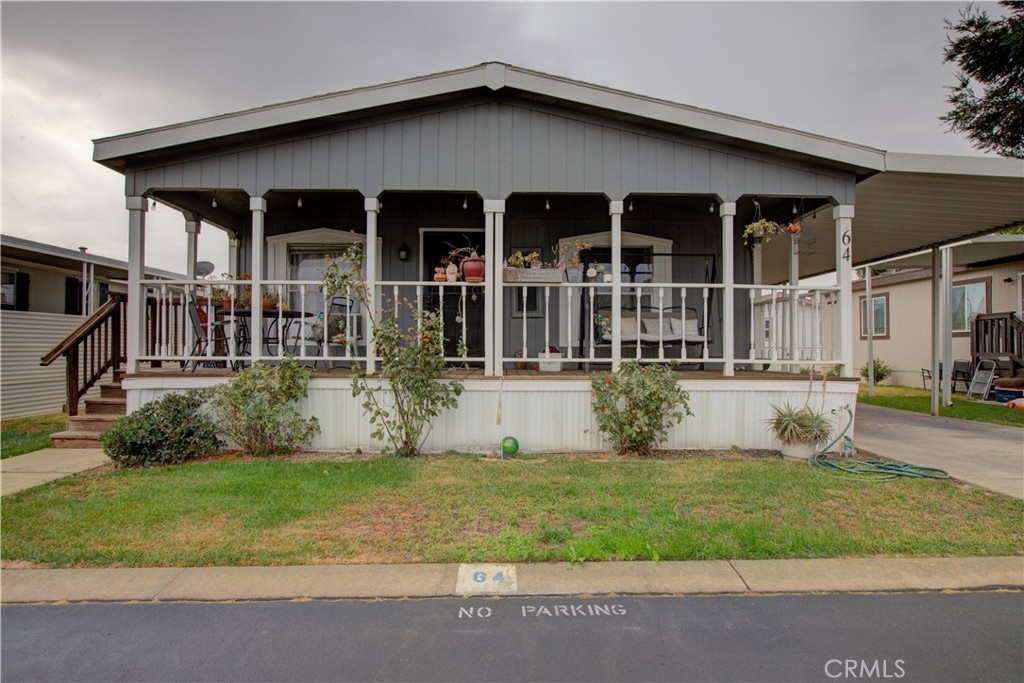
[126,97,856,206]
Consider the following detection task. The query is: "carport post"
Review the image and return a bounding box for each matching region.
[865,267,874,396]
[942,246,954,407]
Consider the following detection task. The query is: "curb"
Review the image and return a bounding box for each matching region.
[2,557,1022,604]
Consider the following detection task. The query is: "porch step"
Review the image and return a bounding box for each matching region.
[67,414,121,433]
[51,430,104,449]
[100,382,127,399]
[83,397,127,415]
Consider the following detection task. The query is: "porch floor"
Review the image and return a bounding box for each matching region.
[129,366,859,382]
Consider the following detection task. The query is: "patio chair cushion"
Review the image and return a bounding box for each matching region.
[642,317,673,337]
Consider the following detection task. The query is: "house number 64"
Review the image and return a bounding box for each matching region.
[841,229,852,262]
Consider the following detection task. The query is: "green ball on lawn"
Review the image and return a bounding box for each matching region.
[501,436,520,456]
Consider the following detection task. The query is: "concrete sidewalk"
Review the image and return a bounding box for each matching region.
[2,557,1021,604]
[1,448,110,496]
[855,403,1024,499]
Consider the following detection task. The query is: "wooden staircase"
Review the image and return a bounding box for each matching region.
[971,312,1024,380]
[50,370,127,448]
[41,294,127,449]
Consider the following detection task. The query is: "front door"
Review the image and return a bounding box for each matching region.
[421,230,485,360]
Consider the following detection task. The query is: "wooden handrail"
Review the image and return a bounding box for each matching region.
[41,295,123,366]
[40,293,126,416]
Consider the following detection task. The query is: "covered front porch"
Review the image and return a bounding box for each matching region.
[132,189,850,379]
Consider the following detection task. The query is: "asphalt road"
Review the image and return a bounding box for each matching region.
[3,592,1021,682]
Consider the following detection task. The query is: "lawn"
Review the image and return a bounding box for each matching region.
[858,385,1024,427]
[1,414,66,459]
[2,454,1021,568]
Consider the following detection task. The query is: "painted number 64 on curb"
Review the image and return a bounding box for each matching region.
[474,570,505,584]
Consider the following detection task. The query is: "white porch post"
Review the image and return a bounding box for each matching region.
[788,231,799,372]
[610,200,624,371]
[931,247,941,415]
[80,257,89,317]
[942,246,954,407]
[126,196,148,373]
[227,237,239,277]
[364,198,379,375]
[833,205,855,375]
[865,267,875,396]
[249,197,266,361]
[185,218,201,282]
[484,199,505,376]
[721,202,736,376]
[488,200,506,377]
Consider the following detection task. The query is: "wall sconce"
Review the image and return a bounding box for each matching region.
[398,243,410,262]
[1003,277,1014,284]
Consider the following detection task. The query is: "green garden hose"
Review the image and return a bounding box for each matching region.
[808,407,951,482]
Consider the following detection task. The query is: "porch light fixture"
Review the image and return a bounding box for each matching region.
[462,197,468,210]
[628,201,634,212]
[297,197,303,209]
[545,198,551,211]
[398,243,410,261]
[709,203,714,213]
[793,203,798,215]
[211,193,217,209]
[150,200,157,211]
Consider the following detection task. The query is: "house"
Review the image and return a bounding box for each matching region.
[1,234,183,418]
[85,63,1024,452]
[853,235,1024,388]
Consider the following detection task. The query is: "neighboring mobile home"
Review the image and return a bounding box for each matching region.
[86,63,1024,452]
[0,234,182,418]
[853,236,1024,388]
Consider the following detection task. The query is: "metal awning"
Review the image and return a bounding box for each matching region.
[863,234,1024,270]
[761,153,1024,284]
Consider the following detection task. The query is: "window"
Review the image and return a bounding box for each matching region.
[0,270,16,308]
[859,294,889,339]
[951,280,988,333]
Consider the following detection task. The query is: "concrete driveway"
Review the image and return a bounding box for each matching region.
[854,403,1024,499]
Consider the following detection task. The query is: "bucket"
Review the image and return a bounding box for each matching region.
[538,351,562,372]
[993,386,1024,403]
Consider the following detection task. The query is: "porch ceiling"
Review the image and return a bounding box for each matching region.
[761,154,1024,285]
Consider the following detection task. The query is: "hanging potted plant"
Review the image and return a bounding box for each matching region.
[742,218,786,246]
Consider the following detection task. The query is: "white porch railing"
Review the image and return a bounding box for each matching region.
[740,284,841,367]
[136,278,841,372]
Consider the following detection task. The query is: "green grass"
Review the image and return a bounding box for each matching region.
[1,414,66,459]
[858,385,1024,427]
[2,455,1021,568]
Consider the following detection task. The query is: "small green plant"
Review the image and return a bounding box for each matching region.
[323,241,463,457]
[590,362,692,457]
[100,391,220,468]
[206,357,320,457]
[860,358,892,382]
[766,402,834,447]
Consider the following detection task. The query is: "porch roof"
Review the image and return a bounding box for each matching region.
[93,62,885,176]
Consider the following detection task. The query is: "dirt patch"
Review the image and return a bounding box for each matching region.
[0,559,49,569]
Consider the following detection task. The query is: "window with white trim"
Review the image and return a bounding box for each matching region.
[859,294,888,339]
[951,281,987,332]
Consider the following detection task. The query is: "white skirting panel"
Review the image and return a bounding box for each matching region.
[125,376,859,453]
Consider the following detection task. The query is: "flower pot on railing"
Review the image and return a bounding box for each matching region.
[461,257,485,283]
[566,266,584,283]
[503,268,565,283]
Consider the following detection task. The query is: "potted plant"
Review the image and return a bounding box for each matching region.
[553,239,592,283]
[766,402,834,460]
[503,250,563,283]
[433,267,447,283]
[742,218,786,246]
[441,241,485,282]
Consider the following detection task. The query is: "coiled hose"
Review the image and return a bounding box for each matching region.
[808,406,951,482]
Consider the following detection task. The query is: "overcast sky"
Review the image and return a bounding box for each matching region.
[0,1,999,273]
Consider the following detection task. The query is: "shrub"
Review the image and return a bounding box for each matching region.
[352,309,463,457]
[324,241,463,457]
[100,390,220,468]
[591,362,692,457]
[860,358,892,382]
[206,357,320,457]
